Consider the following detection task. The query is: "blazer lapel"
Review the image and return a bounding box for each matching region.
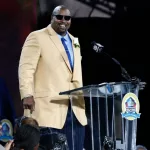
[47,25,72,73]
[69,34,79,79]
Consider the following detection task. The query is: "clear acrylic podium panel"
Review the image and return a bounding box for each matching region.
[59,82,140,150]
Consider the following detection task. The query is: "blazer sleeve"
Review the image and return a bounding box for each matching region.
[18,32,41,100]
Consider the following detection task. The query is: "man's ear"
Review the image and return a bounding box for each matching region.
[51,15,54,20]
[50,15,54,24]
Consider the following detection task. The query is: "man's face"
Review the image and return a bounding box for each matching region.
[51,8,71,35]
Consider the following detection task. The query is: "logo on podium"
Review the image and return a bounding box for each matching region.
[121,92,141,120]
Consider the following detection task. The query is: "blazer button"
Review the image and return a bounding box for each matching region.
[71,81,73,83]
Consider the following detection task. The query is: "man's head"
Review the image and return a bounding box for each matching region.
[51,5,71,36]
[136,145,147,150]
[14,116,39,134]
[14,124,40,150]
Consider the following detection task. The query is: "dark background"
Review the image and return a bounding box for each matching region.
[0,0,150,149]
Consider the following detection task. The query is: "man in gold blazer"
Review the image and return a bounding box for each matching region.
[18,5,87,150]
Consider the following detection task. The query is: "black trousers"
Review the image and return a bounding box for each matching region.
[40,103,85,150]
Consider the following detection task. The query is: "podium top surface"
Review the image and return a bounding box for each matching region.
[59,81,142,98]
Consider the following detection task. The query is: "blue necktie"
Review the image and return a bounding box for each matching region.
[61,37,73,70]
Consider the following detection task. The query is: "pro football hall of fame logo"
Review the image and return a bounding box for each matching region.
[121,92,141,121]
[0,119,13,142]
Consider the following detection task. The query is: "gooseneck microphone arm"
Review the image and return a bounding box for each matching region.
[104,52,132,82]
[91,41,132,82]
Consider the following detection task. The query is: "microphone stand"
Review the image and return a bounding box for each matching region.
[102,51,132,82]
[92,41,146,89]
[102,51,146,90]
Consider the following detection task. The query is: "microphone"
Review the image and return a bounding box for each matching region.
[91,41,104,53]
[91,41,132,81]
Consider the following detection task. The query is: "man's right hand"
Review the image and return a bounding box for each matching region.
[22,96,35,114]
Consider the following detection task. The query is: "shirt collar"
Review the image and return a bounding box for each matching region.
[57,32,69,41]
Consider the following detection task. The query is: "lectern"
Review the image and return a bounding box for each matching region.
[59,81,144,150]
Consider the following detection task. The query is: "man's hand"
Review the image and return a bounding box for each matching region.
[22,96,35,113]
[5,140,14,150]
